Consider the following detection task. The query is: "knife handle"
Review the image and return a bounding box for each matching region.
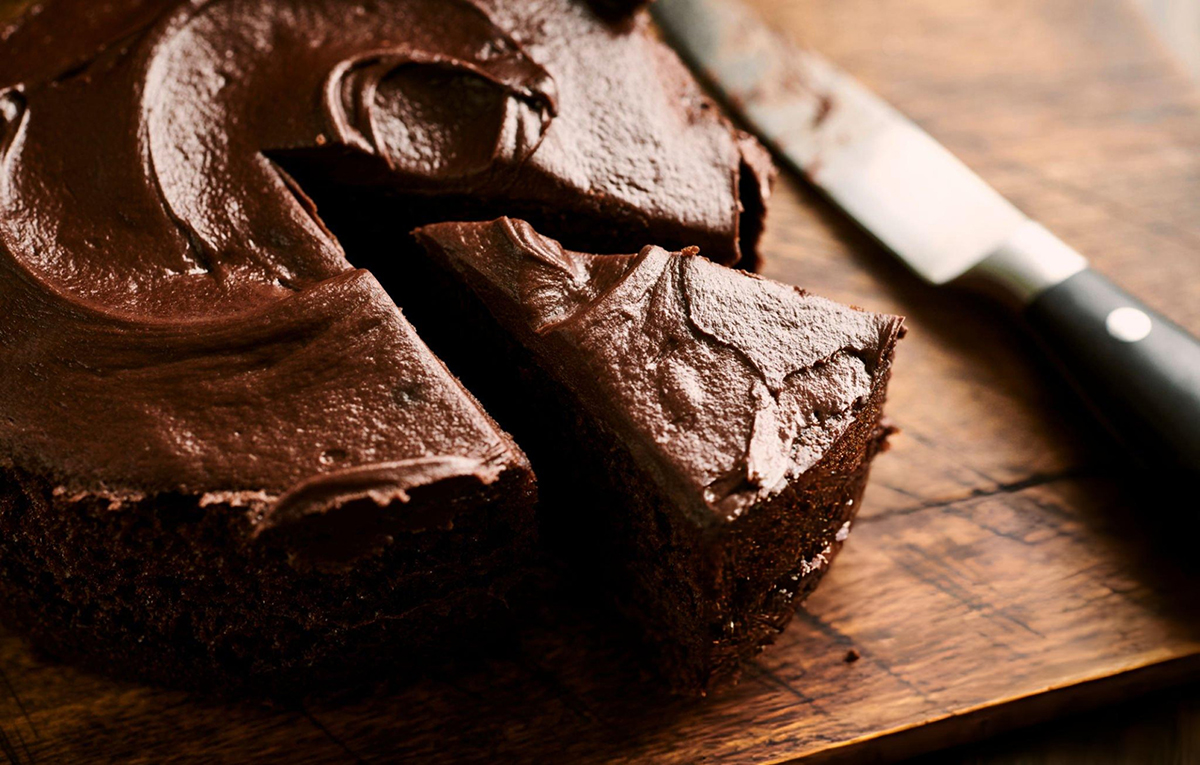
[1024,268,1200,470]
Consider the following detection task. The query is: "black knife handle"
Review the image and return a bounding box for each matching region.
[1025,268,1200,470]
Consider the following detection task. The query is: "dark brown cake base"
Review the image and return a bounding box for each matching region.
[0,466,536,695]
[390,223,900,693]
[504,358,893,693]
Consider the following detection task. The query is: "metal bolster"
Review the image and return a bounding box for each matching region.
[964,220,1088,306]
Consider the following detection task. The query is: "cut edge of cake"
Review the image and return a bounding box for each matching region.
[413,217,904,692]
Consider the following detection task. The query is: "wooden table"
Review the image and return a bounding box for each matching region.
[907,680,1200,763]
[2,0,1200,762]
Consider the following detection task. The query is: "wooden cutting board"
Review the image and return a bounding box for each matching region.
[3,0,1199,762]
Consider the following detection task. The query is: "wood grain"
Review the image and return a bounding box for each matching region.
[3,0,1200,762]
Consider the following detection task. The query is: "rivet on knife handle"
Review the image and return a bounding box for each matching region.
[1024,267,1200,469]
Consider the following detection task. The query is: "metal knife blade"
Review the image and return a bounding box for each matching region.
[652,0,1085,294]
[653,0,1200,470]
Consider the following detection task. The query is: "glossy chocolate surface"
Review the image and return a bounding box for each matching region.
[414,218,904,523]
[0,0,767,528]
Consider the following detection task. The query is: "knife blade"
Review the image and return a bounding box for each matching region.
[653,0,1200,469]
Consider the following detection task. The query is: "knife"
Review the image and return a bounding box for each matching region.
[653,0,1200,471]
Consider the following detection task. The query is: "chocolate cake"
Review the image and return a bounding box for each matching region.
[0,0,770,691]
[414,219,903,691]
[0,0,899,695]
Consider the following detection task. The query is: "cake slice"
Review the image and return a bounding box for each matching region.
[0,268,538,693]
[414,218,904,692]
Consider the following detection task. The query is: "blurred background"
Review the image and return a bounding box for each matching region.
[1136,0,1200,78]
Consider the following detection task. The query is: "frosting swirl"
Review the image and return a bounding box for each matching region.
[0,0,768,534]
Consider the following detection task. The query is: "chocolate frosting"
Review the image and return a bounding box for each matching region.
[0,0,768,537]
[414,219,905,523]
